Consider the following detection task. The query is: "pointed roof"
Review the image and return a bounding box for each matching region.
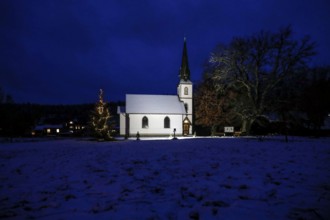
[179,37,191,81]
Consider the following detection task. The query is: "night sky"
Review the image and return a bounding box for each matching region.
[1,0,330,104]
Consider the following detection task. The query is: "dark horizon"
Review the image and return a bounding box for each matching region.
[1,0,330,105]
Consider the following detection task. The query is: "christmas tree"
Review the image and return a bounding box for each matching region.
[90,89,113,140]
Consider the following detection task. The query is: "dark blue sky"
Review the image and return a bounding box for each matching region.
[1,0,330,104]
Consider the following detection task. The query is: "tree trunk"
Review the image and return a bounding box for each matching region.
[211,125,217,136]
[241,118,254,135]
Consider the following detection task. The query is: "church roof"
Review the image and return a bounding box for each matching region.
[126,94,186,114]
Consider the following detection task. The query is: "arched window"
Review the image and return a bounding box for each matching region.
[184,87,188,95]
[142,116,148,128]
[164,116,170,128]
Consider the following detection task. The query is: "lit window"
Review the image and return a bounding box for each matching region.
[164,116,170,128]
[142,116,149,128]
[56,129,60,133]
[184,87,188,95]
[47,129,51,134]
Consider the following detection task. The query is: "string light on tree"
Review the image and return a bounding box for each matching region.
[90,89,113,140]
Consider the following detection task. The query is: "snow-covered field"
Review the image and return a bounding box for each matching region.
[0,136,329,219]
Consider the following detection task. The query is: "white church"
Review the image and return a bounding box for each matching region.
[117,38,193,137]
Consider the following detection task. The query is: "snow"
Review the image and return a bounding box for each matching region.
[0,136,329,219]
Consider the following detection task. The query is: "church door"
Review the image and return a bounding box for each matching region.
[183,118,190,136]
[183,123,190,135]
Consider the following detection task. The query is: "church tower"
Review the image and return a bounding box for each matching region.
[177,37,193,135]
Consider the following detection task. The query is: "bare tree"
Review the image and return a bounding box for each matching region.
[300,66,330,131]
[209,26,315,134]
[194,75,238,135]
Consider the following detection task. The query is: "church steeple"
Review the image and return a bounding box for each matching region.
[177,37,193,135]
[179,37,190,81]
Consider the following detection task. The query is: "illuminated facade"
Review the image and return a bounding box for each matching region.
[118,38,193,137]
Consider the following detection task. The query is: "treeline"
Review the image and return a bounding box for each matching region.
[0,102,122,137]
[194,26,330,136]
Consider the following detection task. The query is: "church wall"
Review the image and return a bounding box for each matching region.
[128,114,183,136]
[119,113,126,136]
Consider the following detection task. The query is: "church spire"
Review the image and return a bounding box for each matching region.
[179,37,190,81]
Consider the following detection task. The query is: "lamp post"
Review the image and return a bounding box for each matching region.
[173,128,176,139]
